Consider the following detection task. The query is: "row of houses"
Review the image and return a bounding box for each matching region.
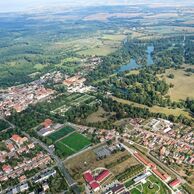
[0,152,52,182]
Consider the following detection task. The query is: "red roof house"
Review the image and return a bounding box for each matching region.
[83,171,94,183]
[96,170,110,183]
[2,164,12,173]
[7,143,15,152]
[42,119,53,128]
[11,134,22,144]
[169,179,181,189]
[90,181,100,192]
[134,152,150,166]
[152,169,168,181]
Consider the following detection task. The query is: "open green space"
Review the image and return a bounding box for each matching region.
[52,94,96,116]
[125,179,135,188]
[130,188,141,194]
[158,65,194,101]
[55,141,75,158]
[48,126,75,142]
[86,107,110,123]
[59,132,91,152]
[130,174,171,194]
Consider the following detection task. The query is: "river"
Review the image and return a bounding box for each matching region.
[116,45,154,73]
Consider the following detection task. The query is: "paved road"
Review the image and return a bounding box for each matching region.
[0,116,15,129]
[123,139,187,184]
[0,116,80,193]
[0,166,55,194]
[22,131,80,194]
[135,126,194,149]
[120,143,176,194]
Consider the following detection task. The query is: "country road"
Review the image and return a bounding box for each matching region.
[0,117,80,194]
[22,131,80,194]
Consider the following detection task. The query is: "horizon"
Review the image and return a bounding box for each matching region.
[1,0,194,13]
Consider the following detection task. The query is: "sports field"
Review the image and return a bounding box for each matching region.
[55,141,75,157]
[55,132,91,158]
[59,132,91,152]
[48,126,75,142]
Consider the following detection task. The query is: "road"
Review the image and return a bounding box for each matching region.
[0,116,80,194]
[22,131,80,194]
[120,143,176,194]
[122,138,187,184]
[0,166,55,194]
[135,126,194,149]
[0,116,15,129]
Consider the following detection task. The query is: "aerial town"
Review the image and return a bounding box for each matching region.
[0,1,194,194]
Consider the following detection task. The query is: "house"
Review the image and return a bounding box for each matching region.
[28,143,35,149]
[0,155,6,163]
[42,119,53,128]
[105,183,125,194]
[90,181,100,192]
[83,170,100,192]
[11,134,22,144]
[7,143,15,152]
[42,182,49,191]
[11,134,27,145]
[19,183,29,192]
[152,169,170,182]
[7,187,18,194]
[95,169,110,183]
[83,171,94,183]
[2,164,12,173]
[19,175,27,183]
[169,179,181,189]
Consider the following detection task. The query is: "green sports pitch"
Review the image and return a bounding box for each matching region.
[55,132,91,158]
[48,126,75,142]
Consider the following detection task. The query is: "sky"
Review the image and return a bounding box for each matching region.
[0,0,194,13]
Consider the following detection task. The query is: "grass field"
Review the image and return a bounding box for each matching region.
[55,132,91,158]
[78,45,116,56]
[86,107,113,123]
[59,132,91,152]
[158,66,194,101]
[48,126,75,142]
[130,174,171,194]
[55,141,75,157]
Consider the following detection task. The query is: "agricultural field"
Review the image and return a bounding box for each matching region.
[158,66,194,101]
[47,126,75,142]
[129,174,171,194]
